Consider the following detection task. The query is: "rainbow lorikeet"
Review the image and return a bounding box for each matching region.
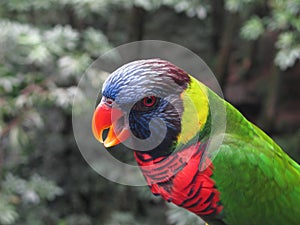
[92,59,300,225]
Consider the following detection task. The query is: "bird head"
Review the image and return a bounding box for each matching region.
[92,59,209,158]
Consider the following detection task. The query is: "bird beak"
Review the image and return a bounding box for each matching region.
[92,103,130,148]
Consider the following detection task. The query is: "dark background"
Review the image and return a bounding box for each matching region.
[0,1,299,225]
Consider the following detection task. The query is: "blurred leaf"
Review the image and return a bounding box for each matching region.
[0,76,21,93]
[18,30,41,46]
[225,0,256,12]
[83,28,112,57]
[0,196,18,225]
[3,0,32,11]
[58,54,91,77]
[275,47,300,70]
[28,174,63,201]
[9,126,29,152]
[44,25,79,55]
[50,86,80,109]
[276,32,296,49]
[28,45,52,65]
[268,11,290,30]
[3,173,63,202]
[241,16,264,40]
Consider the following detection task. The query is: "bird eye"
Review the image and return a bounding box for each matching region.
[142,96,156,107]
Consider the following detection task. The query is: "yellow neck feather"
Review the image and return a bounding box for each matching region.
[177,75,209,145]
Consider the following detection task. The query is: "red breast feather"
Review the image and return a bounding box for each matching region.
[134,142,223,217]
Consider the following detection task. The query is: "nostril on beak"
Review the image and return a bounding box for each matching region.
[102,128,110,142]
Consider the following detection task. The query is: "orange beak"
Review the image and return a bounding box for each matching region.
[92,103,130,148]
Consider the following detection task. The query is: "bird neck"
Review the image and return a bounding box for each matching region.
[177,76,209,145]
[134,142,205,184]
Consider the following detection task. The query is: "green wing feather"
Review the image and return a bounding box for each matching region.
[204,87,300,225]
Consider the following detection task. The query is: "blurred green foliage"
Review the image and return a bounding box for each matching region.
[237,0,300,70]
[0,0,299,225]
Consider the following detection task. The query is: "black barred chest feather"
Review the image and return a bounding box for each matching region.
[134,142,223,218]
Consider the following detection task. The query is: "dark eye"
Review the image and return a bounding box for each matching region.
[142,96,157,107]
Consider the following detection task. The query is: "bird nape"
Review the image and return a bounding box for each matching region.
[92,59,300,225]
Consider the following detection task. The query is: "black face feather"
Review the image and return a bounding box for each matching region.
[129,97,183,158]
